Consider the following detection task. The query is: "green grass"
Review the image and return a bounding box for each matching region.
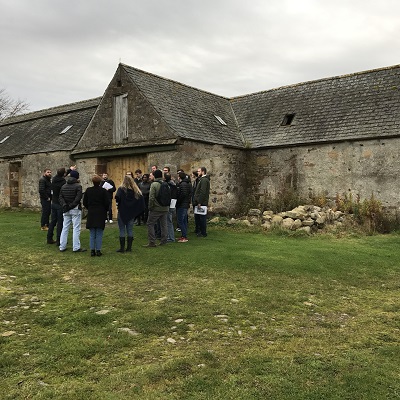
[1,209,399,399]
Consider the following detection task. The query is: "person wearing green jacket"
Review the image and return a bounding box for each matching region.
[143,169,169,247]
[193,166,210,237]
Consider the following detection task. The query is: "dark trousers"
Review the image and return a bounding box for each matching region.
[195,213,207,236]
[147,210,168,244]
[40,198,51,227]
[107,200,113,221]
[47,203,63,244]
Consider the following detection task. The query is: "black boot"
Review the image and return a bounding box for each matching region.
[126,237,133,252]
[91,250,96,257]
[116,237,125,253]
[96,250,102,257]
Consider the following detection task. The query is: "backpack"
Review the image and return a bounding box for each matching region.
[156,181,172,206]
[168,182,178,200]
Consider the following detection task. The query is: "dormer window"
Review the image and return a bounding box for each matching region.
[281,113,295,126]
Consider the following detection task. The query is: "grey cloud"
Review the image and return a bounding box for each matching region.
[1,0,400,111]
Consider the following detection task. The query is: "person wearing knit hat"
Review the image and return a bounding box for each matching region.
[69,170,79,179]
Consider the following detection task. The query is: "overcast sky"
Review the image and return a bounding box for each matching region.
[1,0,400,112]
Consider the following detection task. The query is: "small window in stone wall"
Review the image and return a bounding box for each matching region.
[281,113,296,126]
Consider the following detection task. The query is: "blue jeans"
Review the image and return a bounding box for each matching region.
[59,208,82,251]
[177,207,188,238]
[47,203,63,244]
[89,228,104,250]
[167,208,176,242]
[117,215,134,237]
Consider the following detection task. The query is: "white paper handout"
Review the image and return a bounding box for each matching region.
[194,205,207,215]
[170,199,177,209]
[102,181,113,190]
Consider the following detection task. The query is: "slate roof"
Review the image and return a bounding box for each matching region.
[2,64,400,158]
[231,65,400,148]
[0,98,101,158]
[122,64,244,147]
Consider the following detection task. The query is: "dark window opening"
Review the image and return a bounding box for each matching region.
[117,79,122,87]
[281,113,295,126]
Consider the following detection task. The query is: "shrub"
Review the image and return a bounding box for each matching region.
[334,192,400,234]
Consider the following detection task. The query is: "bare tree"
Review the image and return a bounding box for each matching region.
[0,89,30,121]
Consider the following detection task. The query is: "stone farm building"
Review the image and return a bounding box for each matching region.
[1,63,400,215]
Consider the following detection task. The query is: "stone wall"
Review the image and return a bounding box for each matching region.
[75,68,174,151]
[3,135,400,214]
[0,151,73,208]
[250,137,400,211]
[146,140,248,213]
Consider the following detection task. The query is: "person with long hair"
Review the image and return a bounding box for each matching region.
[83,175,110,256]
[115,175,145,252]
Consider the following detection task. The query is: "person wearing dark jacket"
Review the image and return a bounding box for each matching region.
[100,173,116,223]
[193,167,210,237]
[143,169,169,247]
[39,168,52,230]
[138,174,151,223]
[165,173,177,243]
[83,175,110,257]
[176,172,192,242]
[115,175,145,252]
[47,168,66,245]
[191,171,199,233]
[59,170,86,252]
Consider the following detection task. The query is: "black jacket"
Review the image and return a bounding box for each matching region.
[194,175,210,206]
[59,177,83,211]
[115,188,145,225]
[83,186,110,229]
[39,175,52,200]
[51,175,66,205]
[177,178,192,209]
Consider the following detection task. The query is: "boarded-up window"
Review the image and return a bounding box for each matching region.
[113,93,128,143]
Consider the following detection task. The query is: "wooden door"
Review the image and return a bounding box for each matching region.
[106,155,148,218]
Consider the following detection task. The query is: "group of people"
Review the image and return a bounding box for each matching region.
[39,164,210,256]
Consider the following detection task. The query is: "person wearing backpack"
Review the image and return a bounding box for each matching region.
[143,169,170,247]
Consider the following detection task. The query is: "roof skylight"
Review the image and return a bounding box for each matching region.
[60,125,73,134]
[214,115,227,126]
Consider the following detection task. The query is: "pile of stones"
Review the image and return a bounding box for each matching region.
[211,205,347,233]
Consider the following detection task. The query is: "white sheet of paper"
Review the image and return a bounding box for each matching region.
[170,199,177,208]
[102,181,113,190]
[194,205,207,215]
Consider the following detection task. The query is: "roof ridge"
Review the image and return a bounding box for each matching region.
[120,63,230,100]
[231,63,400,100]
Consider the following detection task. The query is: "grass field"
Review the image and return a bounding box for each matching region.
[1,209,399,399]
